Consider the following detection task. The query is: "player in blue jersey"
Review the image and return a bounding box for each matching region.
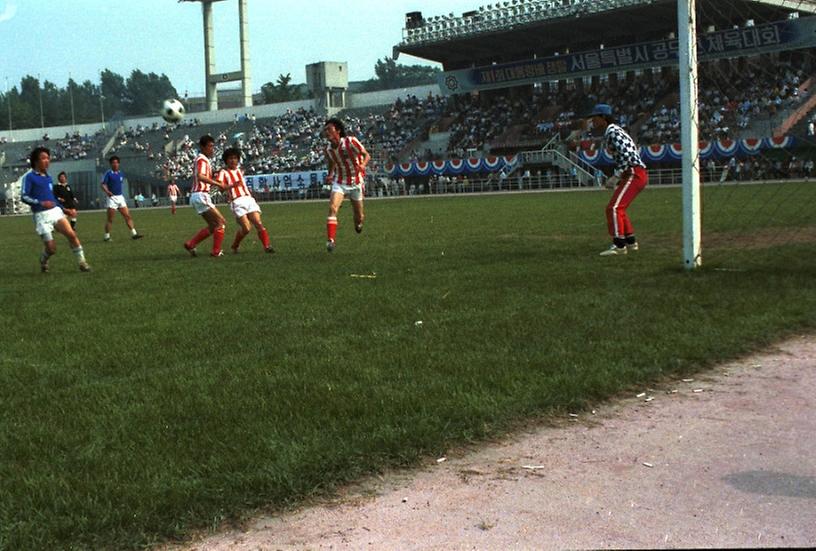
[101,156,143,241]
[21,147,91,273]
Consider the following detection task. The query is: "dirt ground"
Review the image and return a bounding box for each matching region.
[179,336,816,550]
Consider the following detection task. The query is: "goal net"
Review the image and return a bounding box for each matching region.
[684,0,816,269]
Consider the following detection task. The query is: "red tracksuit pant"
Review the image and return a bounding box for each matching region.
[606,166,648,238]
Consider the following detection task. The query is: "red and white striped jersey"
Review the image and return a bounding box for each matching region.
[217,168,252,202]
[325,136,367,185]
[192,153,212,193]
[167,183,180,197]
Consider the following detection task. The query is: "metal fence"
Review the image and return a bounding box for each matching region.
[4,164,814,215]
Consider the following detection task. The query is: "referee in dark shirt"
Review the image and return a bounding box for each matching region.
[54,171,79,229]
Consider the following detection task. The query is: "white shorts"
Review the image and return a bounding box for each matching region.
[190,192,215,215]
[331,183,364,202]
[107,194,128,210]
[230,195,261,219]
[33,206,66,240]
[169,196,178,204]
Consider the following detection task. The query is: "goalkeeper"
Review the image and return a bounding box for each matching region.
[585,104,648,256]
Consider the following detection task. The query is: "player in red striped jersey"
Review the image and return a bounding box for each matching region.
[183,135,228,257]
[217,147,274,254]
[167,179,181,215]
[323,118,370,252]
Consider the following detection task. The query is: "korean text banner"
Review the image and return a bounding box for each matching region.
[439,17,816,95]
[244,170,328,191]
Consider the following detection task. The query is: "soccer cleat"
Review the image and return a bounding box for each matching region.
[210,250,224,258]
[79,261,92,273]
[103,236,111,242]
[600,245,627,256]
[231,247,240,254]
[326,239,336,252]
[628,242,639,252]
[355,223,363,234]
[132,234,144,240]
[265,246,276,254]
[40,254,49,273]
[183,242,197,257]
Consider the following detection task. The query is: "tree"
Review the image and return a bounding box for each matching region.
[125,70,178,116]
[261,73,307,104]
[18,75,41,129]
[0,69,178,130]
[40,80,61,128]
[76,80,102,124]
[362,57,441,92]
[100,69,128,116]
[374,57,399,88]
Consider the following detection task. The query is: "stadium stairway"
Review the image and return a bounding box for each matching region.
[771,75,816,138]
[520,143,597,187]
[405,130,451,161]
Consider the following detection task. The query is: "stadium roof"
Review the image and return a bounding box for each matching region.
[395,0,816,70]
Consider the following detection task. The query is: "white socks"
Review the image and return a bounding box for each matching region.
[72,246,86,263]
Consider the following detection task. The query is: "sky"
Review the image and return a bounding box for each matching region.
[0,0,482,97]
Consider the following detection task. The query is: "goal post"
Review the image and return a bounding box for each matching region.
[679,0,702,270]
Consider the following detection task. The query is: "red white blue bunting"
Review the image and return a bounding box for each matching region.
[387,155,519,177]
[576,136,797,166]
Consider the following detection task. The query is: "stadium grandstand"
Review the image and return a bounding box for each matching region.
[3,0,816,214]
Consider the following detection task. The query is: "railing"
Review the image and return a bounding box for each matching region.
[520,147,596,186]
[567,151,602,180]
[774,91,816,137]
[5,164,812,216]
[541,133,560,151]
[101,127,123,159]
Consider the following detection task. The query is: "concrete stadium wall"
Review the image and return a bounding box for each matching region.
[348,84,441,109]
[0,122,106,144]
[122,98,319,129]
[0,99,320,144]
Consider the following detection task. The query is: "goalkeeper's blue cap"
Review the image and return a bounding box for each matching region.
[586,103,613,118]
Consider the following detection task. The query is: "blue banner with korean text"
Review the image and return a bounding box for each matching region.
[439,17,816,95]
[244,170,328,191]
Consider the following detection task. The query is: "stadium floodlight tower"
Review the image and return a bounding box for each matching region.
[180,0,252,110]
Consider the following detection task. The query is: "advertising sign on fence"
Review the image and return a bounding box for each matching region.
[244,170,328,191]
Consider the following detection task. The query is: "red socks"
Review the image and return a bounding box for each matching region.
[327,216,338,241]
[188,227,211,248]
[259,228,270,249]
[192,225,265,254]
[212,226,225,255]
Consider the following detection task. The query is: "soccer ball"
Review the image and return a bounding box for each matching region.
[161,99,185,124]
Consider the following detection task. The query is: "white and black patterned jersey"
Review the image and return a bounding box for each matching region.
[604,124,646,176]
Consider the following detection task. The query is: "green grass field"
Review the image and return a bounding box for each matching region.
[1,184,815,549]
